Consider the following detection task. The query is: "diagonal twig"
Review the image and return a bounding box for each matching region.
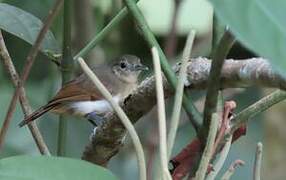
[231,90,286,134]
[0,0,63,155]
[0,31,50,155]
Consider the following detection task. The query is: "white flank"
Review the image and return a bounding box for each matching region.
[69,95,120,115]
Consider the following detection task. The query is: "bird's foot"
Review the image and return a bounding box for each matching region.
[85,112,104,127]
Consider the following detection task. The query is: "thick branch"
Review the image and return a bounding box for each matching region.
[82,57,286,165]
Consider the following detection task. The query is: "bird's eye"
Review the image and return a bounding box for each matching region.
[120,62,127,68]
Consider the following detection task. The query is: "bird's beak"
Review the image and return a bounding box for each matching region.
[135,64,149,71]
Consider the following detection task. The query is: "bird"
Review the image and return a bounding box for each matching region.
[19,54,148,127]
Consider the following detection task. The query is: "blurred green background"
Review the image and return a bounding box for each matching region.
[0,0,285,179]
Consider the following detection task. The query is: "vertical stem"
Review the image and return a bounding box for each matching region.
[57,0,74,156]
[195,29,235,178]
[200,29,235,139]
[253,142,263,180]
[195,112,219,180]
[151,47,171,180]
[167,30,196,158]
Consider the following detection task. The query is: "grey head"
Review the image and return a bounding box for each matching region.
[112,55,148,83]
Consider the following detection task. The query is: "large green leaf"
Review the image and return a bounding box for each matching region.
[0,3,60,55]
[0,156,118,180]
[211,0,286,74]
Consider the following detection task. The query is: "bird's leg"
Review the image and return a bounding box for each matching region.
[85,111,104,127]
[85,112,105,140]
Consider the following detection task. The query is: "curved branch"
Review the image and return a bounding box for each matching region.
[82,57,285,165]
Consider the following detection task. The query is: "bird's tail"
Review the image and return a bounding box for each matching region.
[18,103,58,127]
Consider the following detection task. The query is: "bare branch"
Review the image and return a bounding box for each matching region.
[82,57,286,165]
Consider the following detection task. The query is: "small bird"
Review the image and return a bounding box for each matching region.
[19,55,148,127]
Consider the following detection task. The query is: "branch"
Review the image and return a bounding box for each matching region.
[82,57,286,165]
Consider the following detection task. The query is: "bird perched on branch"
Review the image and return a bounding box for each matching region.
[19,55,148,127]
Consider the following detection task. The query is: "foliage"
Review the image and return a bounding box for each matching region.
[212,0,286,75]
[0,0,285,179]
[0,3,60,55]
[0,155,117,180]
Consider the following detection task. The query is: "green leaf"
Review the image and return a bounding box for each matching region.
[0,156,118,180]
[0,3,60,55]
[211,0,286,74]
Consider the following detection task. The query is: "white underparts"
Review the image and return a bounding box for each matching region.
[68,95,120,116]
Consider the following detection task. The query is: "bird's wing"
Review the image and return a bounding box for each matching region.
[49,79,103,104]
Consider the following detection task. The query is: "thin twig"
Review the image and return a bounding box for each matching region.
[123,0,202,131]
[206,135,233,180]
[74,0,139,59]
[14,0,64,99]
[0,0,63,154]
[57,0,74,157]
[77,57,146,180]
[167,30,196,158]
[253,142,263,180]
[151,47,172,180]
[0,31,50,155]
[221,160,245,180]
[231,90,286,134]
[195,113,219,180]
